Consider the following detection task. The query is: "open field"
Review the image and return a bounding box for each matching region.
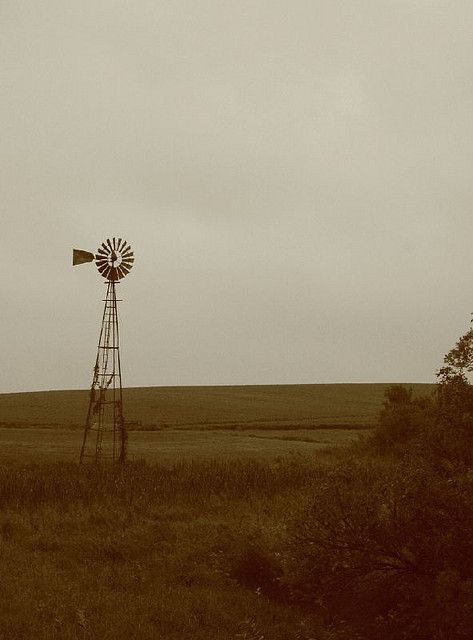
[0,384,429,463]
[0,427,367,463]
[0,383,434,430]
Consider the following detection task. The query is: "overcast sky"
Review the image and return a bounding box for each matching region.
[1,1,473,393]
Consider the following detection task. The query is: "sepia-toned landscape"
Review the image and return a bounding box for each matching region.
[3,1,473,638]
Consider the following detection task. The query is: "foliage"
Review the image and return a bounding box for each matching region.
[371,385,434,453]
[438,326,473,381]
[431,326,473,465]
[286,457,473,639]
[372,383,473,469]
[437,326,473,424]
[228,541,283,598]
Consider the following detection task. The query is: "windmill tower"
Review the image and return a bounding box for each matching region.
[73,238,134,463]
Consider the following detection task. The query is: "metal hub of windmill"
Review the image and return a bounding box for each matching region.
[73,238,134,463]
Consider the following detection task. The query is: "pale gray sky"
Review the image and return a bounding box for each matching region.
[1,1,473,392]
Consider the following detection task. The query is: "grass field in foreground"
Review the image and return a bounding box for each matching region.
[0,383,434,430]
[0,457,341,640]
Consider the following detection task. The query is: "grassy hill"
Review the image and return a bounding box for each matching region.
[0,383,435,430]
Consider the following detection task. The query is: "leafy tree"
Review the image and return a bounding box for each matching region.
[437,326,473,423]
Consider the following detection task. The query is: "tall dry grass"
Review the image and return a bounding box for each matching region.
[0,457,322,508]
[0,457,330,640]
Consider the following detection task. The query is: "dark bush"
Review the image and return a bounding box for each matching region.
[286,458,473,639]
[371,385,434,453]
[229,542,283,598]
[370,383,473,468]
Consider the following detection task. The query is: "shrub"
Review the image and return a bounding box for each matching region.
[371,383,473,468]
[229,542,283,598]
[371,385,433,453]
[286,458,473,639]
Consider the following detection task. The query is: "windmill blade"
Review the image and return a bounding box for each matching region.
[122,250,134,260]
[116,265,126,280]
[97,269,109,281]
[106,238,114,252]
[112,237,117,250]
[117,238,124,252]
[119,263,131,276]
[120,262,133,273]
[95,249,108,258]
[97,262,109,274]
[73,249,95,266]
[101,242,110,254]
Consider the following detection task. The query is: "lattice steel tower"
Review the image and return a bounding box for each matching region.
[72,238,134,463]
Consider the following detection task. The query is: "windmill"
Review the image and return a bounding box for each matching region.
[73,238,134,463]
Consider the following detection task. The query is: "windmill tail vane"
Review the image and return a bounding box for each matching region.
[73,238,134,464]
[72,249,94,265]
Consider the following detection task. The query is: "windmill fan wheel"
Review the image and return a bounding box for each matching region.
[95,238,134,281]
